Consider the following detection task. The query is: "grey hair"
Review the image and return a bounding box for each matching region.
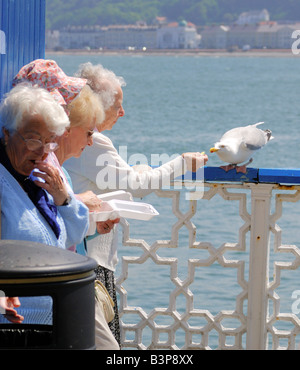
[0,83,70,138]
[75,62,126,111]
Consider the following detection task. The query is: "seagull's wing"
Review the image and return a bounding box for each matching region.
[220,123,269,151]
[243,127,268,150]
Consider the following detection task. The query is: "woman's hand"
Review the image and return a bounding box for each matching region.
[182,152,208,172]
[32,161,69,206]
[77,191,102,212]
[0,297,24,324]
[96,218,120,234]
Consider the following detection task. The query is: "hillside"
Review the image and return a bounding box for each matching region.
[46,0,300,29]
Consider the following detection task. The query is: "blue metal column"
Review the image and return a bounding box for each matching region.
[0,0,45,101]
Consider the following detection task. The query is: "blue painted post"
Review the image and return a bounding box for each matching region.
[0,0,45,101]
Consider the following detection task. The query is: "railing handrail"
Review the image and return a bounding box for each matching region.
[180,166,300,185]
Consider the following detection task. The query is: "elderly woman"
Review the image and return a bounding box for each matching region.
[0,84,89,324]
[64,63,209,347]
[46,84,105,217]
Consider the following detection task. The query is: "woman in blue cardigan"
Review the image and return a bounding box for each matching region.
[0,84,89,324]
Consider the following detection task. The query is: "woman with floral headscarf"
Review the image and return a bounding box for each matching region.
[13,59,107,218]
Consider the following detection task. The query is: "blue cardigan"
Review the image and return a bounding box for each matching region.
[0,164,89,324]
[0,164,89,249]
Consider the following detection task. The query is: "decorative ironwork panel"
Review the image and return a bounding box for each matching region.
[116,182,300,350]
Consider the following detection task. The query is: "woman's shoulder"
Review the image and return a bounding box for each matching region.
[88,132,118,155]
[0,164,15,186]
[93,132,114,146]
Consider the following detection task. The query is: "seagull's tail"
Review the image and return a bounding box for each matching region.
[255,122,274,141]
[264,129,274,141]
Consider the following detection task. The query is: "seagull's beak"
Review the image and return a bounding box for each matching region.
[210,147,219,153]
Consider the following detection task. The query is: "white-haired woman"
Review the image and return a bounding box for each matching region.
[65,62,209,348]
[0,84,89,325]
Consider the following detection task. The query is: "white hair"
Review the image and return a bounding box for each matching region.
[0,83,70,138]
[75,62,126,111]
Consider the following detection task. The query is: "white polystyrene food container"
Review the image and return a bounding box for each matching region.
[87,198,159,235]
[97,190,133,202]
[90,200,159,222]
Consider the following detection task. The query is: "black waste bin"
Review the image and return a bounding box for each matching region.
[0,240,97,349]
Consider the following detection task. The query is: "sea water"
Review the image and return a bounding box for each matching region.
[48,52,300,349]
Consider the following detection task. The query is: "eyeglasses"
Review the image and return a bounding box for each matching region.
[16,131,59,153]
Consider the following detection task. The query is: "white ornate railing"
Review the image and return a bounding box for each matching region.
[115,167,300,350]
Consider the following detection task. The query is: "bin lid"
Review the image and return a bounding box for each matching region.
[0,240,97,279]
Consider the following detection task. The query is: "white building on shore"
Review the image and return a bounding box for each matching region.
[57,24,157,50]
[201,21,300,50]
[199,25,229,49]
[236,9,270,25]
[157,20,200,49]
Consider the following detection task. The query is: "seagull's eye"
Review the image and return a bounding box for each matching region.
[220,145,225,148]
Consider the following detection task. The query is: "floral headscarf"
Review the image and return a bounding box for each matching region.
[12,59,87,106]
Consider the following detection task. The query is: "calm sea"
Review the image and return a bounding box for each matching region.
[48,52,300,349]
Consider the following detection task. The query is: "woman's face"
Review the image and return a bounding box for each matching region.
[65,118,95,158]
[4,115,57,176]
[98,86,125,132]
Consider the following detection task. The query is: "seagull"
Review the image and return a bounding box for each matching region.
[210,122,273,173]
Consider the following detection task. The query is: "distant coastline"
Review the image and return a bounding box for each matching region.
[46,48,296,58]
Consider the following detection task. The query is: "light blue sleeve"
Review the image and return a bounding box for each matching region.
[58,193,89,248]
[76,230,99,255]
[62,166,73,188]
